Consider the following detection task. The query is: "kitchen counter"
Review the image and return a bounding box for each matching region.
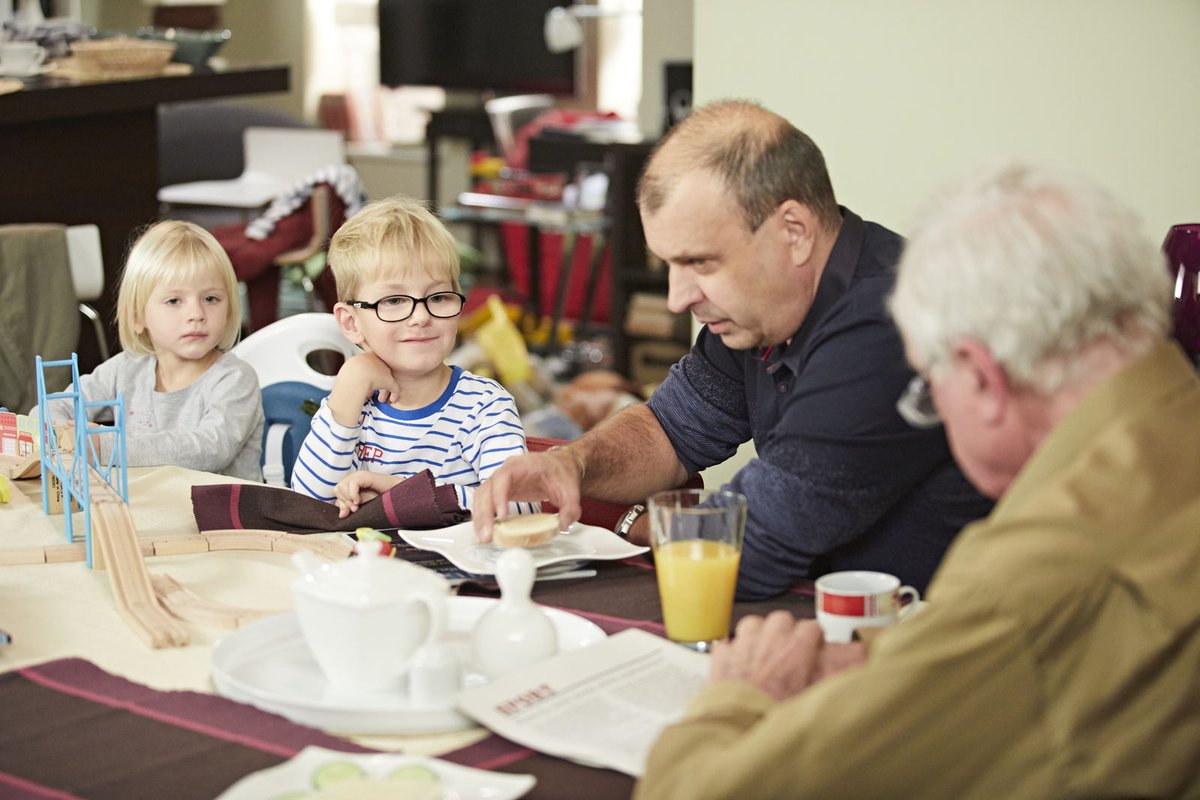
[0,64,290,368]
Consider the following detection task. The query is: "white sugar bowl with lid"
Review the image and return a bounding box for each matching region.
[291,545,451,693]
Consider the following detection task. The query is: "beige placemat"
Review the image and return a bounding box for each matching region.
[0,465,238,554]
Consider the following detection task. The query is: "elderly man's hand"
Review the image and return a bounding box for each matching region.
[710,611,867,701]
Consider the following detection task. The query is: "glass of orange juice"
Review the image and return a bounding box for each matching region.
[648,488,747,652]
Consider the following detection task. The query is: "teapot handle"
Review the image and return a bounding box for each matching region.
[412,591,447,649]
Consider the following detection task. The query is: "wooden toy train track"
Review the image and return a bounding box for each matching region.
[19,356,345,646]
[9,465,354,649]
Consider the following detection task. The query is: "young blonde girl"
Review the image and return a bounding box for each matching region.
[36,220,263,481]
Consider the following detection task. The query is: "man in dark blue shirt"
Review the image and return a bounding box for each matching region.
[474,100,991,599]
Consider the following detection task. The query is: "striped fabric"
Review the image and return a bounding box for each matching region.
[291,366,535,514]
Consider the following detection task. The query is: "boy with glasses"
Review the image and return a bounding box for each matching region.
[291,195,533,518]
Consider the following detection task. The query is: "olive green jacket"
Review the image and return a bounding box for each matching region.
[637,342,1200,799]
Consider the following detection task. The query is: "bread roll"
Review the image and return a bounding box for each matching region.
[492,513,560,548]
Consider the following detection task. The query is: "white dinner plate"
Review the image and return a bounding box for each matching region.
[216,745,535,800]
[211,597,606,734]
[397,520,648,575]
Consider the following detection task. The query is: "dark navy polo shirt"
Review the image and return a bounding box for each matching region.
[647,208,993,599]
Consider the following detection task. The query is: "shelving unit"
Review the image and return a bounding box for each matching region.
[419,107,691,381]
[526,135,690,379]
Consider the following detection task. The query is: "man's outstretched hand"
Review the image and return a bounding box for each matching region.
[472,447,585,542]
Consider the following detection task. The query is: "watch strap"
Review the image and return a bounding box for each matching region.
[615,503,646,539]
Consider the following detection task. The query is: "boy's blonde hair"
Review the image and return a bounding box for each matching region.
[327,195,461,300]
[116,220,243,356]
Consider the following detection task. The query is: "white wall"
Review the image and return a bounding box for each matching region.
[692,0,1200,489]
[639,0,693,137]
[695,0,1200,238]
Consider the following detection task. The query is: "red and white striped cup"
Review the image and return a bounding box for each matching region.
[815,571,920,643]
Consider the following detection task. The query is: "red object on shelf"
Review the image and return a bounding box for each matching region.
[500,222,611,325]
[1163,223,1200,363]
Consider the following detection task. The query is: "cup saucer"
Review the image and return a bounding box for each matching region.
[211,597,606,734]
[0,63,53,78]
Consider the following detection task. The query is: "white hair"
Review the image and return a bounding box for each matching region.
[890,162,1171,394]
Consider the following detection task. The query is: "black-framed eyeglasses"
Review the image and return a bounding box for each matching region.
[896,373,941,429]
[347,291,466,323]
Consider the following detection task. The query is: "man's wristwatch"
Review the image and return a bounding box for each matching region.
[614,503,646,539]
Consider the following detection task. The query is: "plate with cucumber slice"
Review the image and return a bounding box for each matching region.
[216,745,535,800]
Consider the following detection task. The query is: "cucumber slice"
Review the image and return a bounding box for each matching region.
[311,760,366,788]
[386,764,440,784]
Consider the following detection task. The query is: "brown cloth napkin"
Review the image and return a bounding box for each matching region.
[191,469,469,533]
[1,658,371,800]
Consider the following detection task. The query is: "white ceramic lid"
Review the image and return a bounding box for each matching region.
[291,545,450,607]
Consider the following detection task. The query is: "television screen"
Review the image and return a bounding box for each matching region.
[379,0,577,95]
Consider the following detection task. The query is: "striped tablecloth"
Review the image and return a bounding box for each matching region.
[1,558,814,800]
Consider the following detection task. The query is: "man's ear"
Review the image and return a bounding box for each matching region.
[779,200,817,267]
[333,303,366,346]
[954,338,1011,425]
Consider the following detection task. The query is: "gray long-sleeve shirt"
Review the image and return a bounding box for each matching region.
[35,351,263,482]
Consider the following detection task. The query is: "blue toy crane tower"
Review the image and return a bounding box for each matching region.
[35,354,128,567]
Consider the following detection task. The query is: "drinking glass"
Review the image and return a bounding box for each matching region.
[648,488,747,652]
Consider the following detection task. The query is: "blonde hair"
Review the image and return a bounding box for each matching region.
[327,195,461,300]
[116,220,242,356]
[891,162,1171,394]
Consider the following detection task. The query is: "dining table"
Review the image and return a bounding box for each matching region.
[0,465,815,800]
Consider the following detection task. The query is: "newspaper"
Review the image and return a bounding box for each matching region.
[456,628,710,777]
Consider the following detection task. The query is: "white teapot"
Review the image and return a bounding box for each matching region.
[291,544,451,694]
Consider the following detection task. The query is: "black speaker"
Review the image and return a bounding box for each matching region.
[662,61,693,135]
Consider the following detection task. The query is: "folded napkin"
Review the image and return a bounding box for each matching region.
[191,470,469,533]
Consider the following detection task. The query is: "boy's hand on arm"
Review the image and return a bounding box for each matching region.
[472,448,585,543]
[327,352,402,426]
[334,471,402,518]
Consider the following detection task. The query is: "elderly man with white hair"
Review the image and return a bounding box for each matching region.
[634,163,1200,800]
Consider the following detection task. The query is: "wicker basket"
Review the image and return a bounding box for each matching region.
[69,38,177,80]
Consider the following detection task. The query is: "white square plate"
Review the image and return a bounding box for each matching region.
[397,520,648,575]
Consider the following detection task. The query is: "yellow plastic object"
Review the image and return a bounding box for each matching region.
[354,527,389,543]
[0,475,9,504]
[476,294,532,386]
[470,156,507,180]
[458,295,521,338]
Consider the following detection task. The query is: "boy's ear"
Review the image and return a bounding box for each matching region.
[333,303,366,346]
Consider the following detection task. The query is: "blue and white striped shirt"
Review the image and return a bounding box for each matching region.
[291,366,533,514]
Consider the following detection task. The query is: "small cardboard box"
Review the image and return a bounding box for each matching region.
[629,340,690,392]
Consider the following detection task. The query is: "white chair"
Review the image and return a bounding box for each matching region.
[485,94,555,161]
[157,126,347,213]
[233,312,360,486]
[66,224,109,362]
